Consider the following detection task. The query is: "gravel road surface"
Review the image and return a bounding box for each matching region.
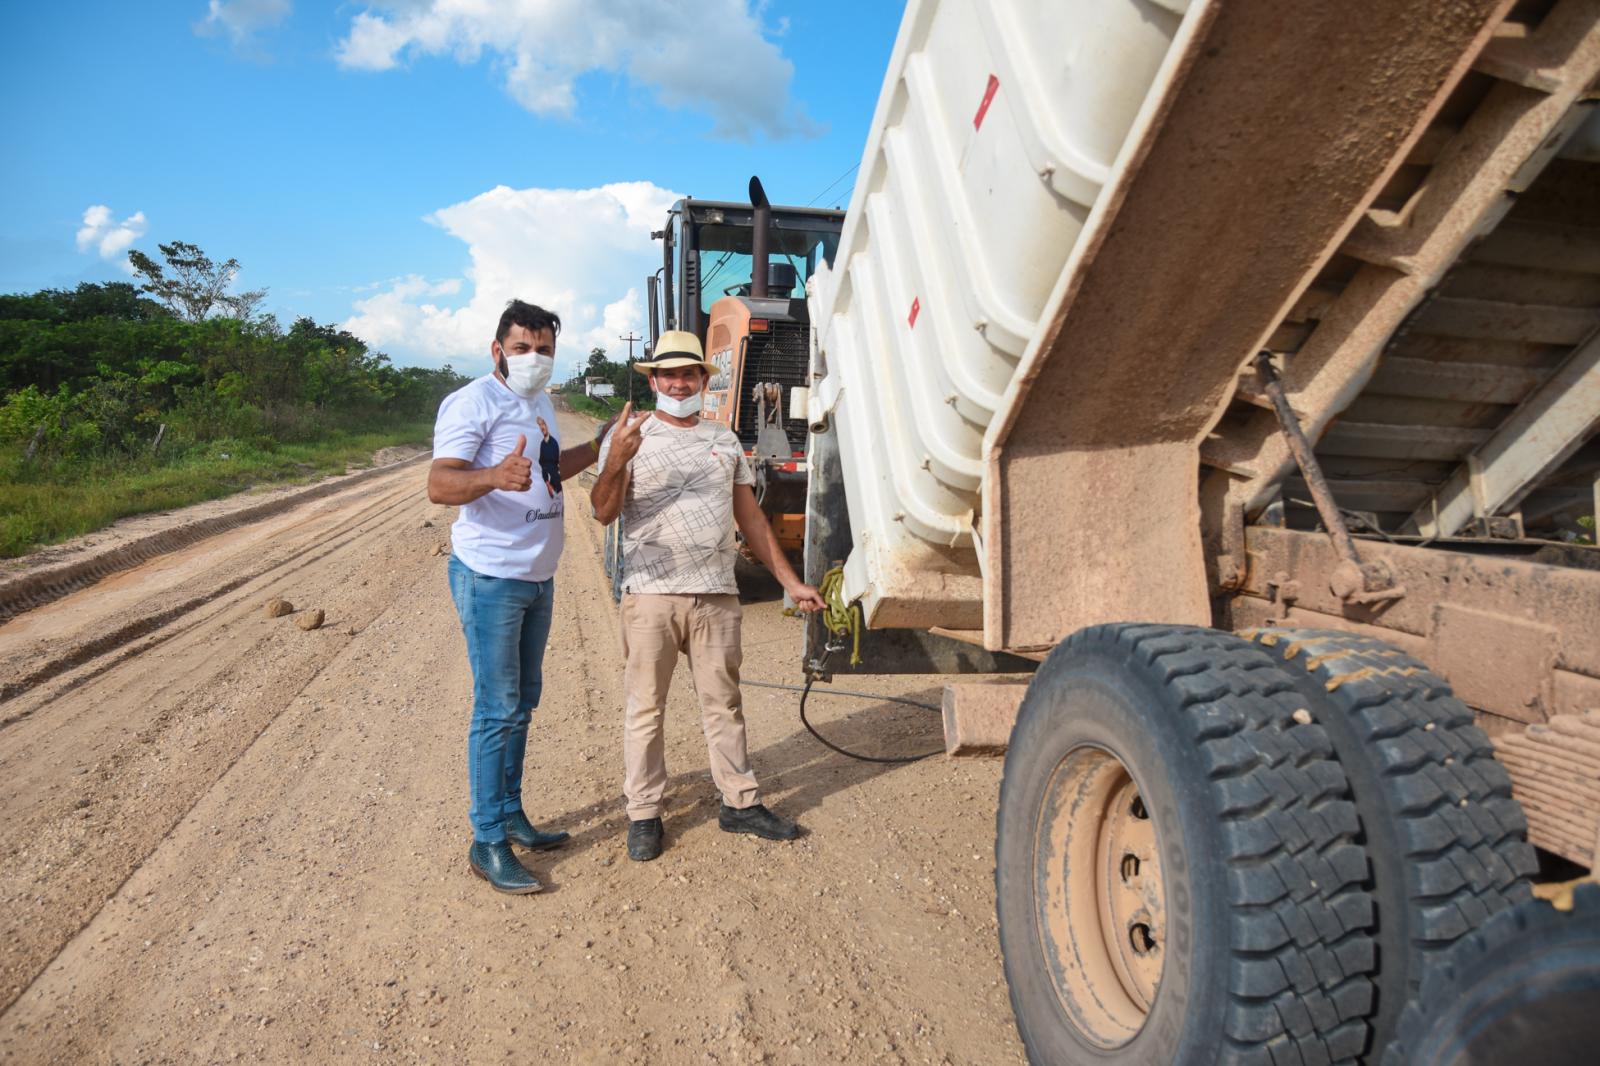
[0,411,1025,1065]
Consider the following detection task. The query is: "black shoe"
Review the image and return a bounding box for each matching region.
[627,817,663,862]
[719,803,801,841]
[468,841,544,894]
[503,810,570,850]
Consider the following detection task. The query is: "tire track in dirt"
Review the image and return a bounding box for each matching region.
[0,454,430,626]
[0,411,1027,1064]
[0,474,431,713]
[0,462,446,1012]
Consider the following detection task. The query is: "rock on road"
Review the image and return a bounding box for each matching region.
[0,411,1025,1065]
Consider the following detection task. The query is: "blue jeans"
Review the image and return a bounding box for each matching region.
[448,555,555,844]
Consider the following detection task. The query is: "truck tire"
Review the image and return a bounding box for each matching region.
[996,624,1377,1065]
[1245,628,1537,1057]
[1379,884,1600,1066]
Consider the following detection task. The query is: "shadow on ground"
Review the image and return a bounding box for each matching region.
[533,689,947,873]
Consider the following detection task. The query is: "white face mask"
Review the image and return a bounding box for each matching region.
[655,390,704,418]
[501,351,554,397]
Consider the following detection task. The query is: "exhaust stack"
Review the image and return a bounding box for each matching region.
[749,176,771,300]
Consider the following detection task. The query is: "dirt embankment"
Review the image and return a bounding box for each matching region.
[0,412,1023,1065]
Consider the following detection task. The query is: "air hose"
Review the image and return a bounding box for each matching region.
[765,565,941,763]
[745,678,944,764]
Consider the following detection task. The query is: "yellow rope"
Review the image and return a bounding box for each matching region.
[820,565,861,666]
[783,564,861,666]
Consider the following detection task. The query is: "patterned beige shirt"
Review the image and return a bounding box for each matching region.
[596,416,756,594]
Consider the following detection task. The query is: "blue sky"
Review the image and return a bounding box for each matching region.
[0,1,903,378]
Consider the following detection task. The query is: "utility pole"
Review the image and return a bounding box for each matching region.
[619,331,641,403]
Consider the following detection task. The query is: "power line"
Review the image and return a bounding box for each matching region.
[806,160,857,206]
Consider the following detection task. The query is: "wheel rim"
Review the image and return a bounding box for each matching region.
[1034,745,1167,1049]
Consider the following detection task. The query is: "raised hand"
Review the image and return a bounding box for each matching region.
[492,433,534,492]
[606,402,652,465]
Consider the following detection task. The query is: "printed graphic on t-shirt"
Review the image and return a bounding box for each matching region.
[432,375,566,582]
[536,415,562,498]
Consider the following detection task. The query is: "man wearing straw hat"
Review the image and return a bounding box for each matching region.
[591,330,825,862]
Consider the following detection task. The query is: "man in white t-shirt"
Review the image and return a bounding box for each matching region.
[428,300,614,894]
[591,331,824,863]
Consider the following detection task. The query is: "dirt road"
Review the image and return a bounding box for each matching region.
[0,411,1025,1065]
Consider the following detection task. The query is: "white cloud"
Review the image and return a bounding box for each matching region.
[76,205,148,271]
[336,11,411,70]
[335,0,817,140]
[341,180,680,379]
[195,0,292,45]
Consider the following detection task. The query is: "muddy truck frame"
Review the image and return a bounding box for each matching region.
[801,0,1600,1062]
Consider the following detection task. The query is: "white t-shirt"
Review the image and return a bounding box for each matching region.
[596,416,755,594]
[433,375,565,582]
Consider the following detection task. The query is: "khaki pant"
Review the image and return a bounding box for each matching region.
[620,592,759,820]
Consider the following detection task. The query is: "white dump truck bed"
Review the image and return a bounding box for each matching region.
[808,0,1206,631]
[811,0,1597,637]
[806,0,1600,864]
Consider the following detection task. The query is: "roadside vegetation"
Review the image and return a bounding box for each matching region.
[556,344,653,420]
[0,242,467,558]
[560,393,618,420]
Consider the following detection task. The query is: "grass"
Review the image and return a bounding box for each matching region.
[561,392,619,419]
[0,420,434,559]
[559,391,652,420]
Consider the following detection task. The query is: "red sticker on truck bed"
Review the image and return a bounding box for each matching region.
[908,297,920,328]
[973,74,999,130]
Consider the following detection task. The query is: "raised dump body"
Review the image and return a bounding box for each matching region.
[807,0,1200,632]
[809,0,1599,823]
[804,0,1600,1061]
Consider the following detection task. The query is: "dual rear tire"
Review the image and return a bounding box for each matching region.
[1245,629,1536,1056]
[997,624,1536,1064]
[997,625,1377,1064]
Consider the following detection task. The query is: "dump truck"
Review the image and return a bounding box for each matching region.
[801,0,1600,1062]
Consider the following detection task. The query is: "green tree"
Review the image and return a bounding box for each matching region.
[0,282,168,325]
[127,241,267,321]
[0,271,473,469]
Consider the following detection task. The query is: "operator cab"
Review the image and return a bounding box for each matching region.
[647,179,845,539]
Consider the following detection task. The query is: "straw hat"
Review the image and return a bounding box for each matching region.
[633,330,711,374]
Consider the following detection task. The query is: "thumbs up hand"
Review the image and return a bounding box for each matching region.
[492,433,534,492]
